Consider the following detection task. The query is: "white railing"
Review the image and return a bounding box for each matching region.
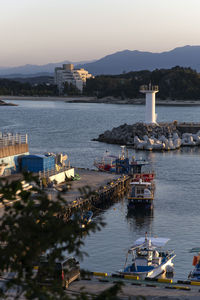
[39,162,71,179]
[0,133,28,148]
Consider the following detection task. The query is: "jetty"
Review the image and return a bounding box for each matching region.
[48,168,130,217]
[95,122,200,151]
[94,84,200,151]
[0,168,131,218]
[66,275,200,299]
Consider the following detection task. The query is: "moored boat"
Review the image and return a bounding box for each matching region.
[81,211,93,229]
[94,151,117,172]
[94,146,152,176]
[70,210,93,229]
[188,248,200,281]
[118,233,175,279]
[127,179,154,210]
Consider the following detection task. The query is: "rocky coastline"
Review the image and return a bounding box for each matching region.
[2,96,200,106]
[0,99,17,106]
[94,122,200,151]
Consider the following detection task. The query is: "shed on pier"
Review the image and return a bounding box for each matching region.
[21,154,55,173]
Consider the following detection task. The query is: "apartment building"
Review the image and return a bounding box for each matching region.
[54,64,93,94]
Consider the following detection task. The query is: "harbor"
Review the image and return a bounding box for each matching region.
[51,168,130,217]
[2,0,200,297]
[1,100,200,298]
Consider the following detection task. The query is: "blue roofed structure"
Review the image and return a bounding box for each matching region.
[21,154,55,173]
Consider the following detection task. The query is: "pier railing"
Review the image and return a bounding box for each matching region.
[140,85,159,92]
[39,163,71,179]
[0,133,28,148]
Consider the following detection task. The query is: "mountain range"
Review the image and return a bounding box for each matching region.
[79,45,200,75]
[0,60,94,78]
[1,45,200,77]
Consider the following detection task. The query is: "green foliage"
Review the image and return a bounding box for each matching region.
[83,66,200,100]
[0,79,59,96]
[0,173,105,299]
[63,82,81,96]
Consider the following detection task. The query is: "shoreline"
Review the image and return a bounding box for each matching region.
[1,95,200,106]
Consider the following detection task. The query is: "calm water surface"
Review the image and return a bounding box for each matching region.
[1,100,200,280]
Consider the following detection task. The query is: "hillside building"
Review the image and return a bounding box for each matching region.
[54,64,93,94]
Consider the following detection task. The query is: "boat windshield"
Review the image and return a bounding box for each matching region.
[136,248,153,258]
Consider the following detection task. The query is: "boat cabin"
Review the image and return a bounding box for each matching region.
[129,180,153,200]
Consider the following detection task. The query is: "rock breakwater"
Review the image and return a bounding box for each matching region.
[94,122,200,151]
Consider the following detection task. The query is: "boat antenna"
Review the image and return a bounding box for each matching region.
[120,145,125,159]
[145,232,147,242]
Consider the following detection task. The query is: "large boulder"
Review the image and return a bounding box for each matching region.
[173,138,182,149]
[168,138,176,150]
[182,135,196,146]
[153,140,165,150]
[134,136,147,149]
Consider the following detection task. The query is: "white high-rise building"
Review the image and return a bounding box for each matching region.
[54,64,93,94]
[140,84,159,124]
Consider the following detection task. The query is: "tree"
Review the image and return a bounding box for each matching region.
[63,82,81,96]
[83,67,200,100]
[0,173,107,299]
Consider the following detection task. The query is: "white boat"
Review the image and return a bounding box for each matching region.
[127,179,154,210]
[118,233,175,279]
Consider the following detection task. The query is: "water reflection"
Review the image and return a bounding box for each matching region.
[180,146,200,154]
[126,209,154,230]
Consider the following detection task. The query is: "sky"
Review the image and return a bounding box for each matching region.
[1,0,200,67]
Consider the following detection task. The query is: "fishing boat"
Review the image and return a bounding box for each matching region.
[94,146,153,176]
[127,179,154,210]
[188,248,200,281]
[118,233,175,279]
[132,172,155,183]
[81,211,93,229]
[94,151,117,172]
[70,210,93,229]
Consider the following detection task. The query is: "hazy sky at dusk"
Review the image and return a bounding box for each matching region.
[1,0,200,67]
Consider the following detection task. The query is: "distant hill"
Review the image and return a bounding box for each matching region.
[2,45,200,77]
[83,66,200,100]
[79,45,200,75]
[8,76,54,85]
[0,59,94,78]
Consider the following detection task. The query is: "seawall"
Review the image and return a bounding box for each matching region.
[94,122,200,151]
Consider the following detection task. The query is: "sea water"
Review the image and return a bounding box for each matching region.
[1,100,200,280]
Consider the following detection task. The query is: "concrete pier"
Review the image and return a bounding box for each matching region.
[67,276,200,299]
[63,168,123,203]
[57,168,130,216]
[0,168,131,220]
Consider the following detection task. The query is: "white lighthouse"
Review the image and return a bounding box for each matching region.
[140,84,159,124]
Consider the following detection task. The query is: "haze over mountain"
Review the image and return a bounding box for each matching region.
[79,45,200,75]
[0,60,94,78]
[1,46,200,77]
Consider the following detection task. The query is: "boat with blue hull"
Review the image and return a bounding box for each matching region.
[94,146,153,177]
[188,248,200,282]
[118,234,175,279]
[81,211,93,229]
